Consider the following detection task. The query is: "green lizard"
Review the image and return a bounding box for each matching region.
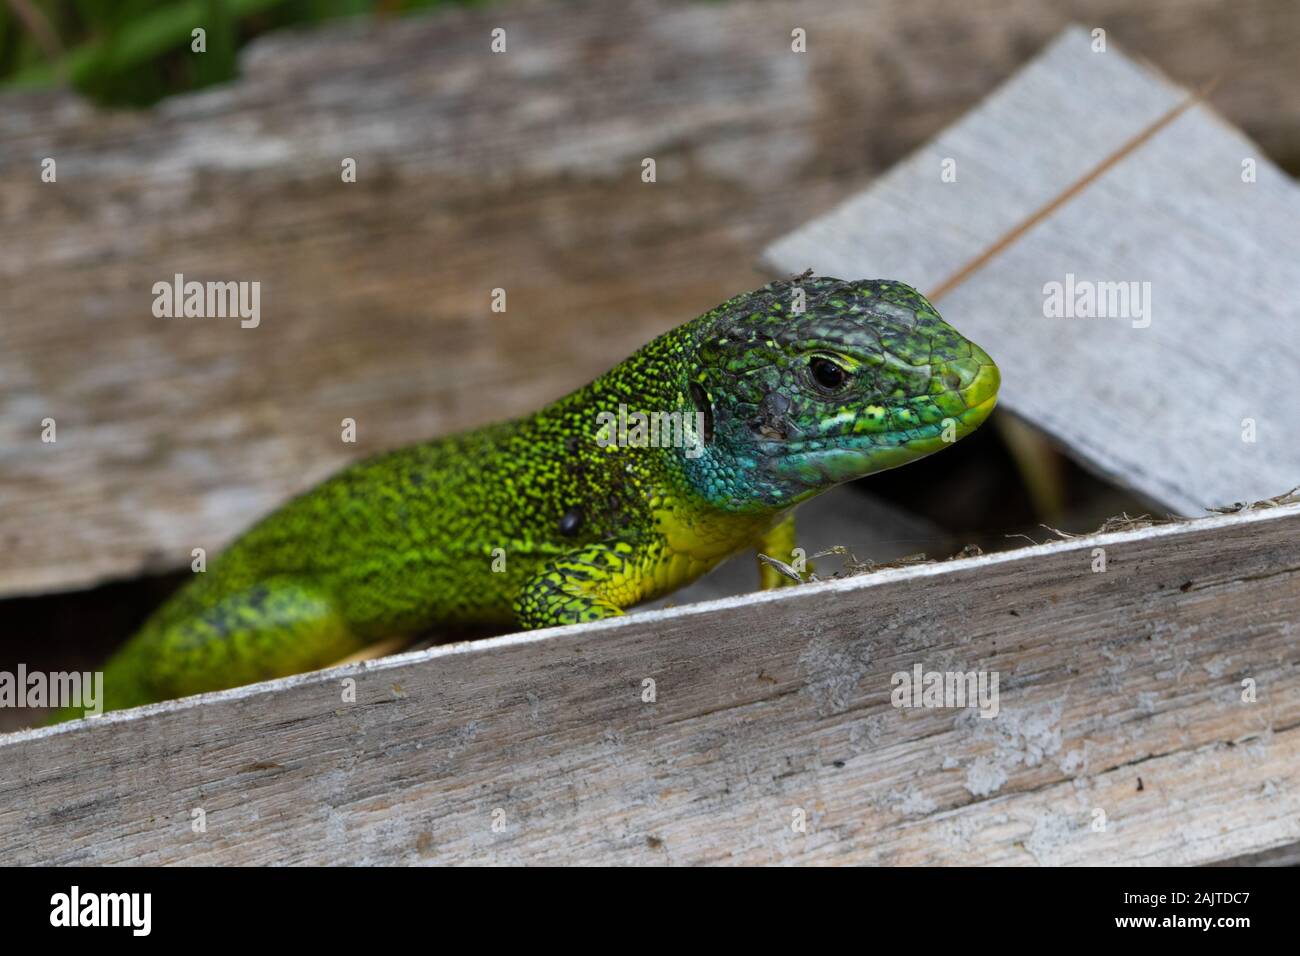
[65,276,999,718]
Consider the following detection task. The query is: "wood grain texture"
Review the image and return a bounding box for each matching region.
[3,503,1297,865]
[765,27,1300,516]
[1,0,1297,598]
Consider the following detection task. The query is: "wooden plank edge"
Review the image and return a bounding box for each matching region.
[5,500,1298,747]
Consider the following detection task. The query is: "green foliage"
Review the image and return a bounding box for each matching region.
[0,0,479,107]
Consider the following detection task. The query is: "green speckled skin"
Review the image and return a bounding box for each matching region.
[77,277,999,716]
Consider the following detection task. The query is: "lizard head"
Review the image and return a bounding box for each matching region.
[683,276,1000,511]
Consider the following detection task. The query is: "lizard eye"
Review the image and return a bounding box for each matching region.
[809,357,850,392]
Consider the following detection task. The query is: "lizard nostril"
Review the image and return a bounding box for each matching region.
[937,356,981,393]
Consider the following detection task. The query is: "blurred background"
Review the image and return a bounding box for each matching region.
[0,0,476,105]
[1,0,1297,728]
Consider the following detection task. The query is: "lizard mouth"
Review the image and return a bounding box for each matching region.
[765,367,999,490]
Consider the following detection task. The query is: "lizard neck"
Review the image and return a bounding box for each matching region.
[572,312,801,521]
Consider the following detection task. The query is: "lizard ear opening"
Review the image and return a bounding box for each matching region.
[689,382,714,445]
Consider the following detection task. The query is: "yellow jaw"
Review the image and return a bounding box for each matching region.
[641,493,791,598]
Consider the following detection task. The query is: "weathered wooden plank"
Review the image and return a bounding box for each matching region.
[1210,841,1300,867]
[765,27,1300,515]
[2,0,1298,598]
[3,502,1297,865]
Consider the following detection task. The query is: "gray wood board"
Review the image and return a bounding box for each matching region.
[3,503,1298,865]
[764,27,1300,515]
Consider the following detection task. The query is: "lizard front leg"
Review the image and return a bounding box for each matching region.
[513,539,654,628]
[756,514,806,589]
